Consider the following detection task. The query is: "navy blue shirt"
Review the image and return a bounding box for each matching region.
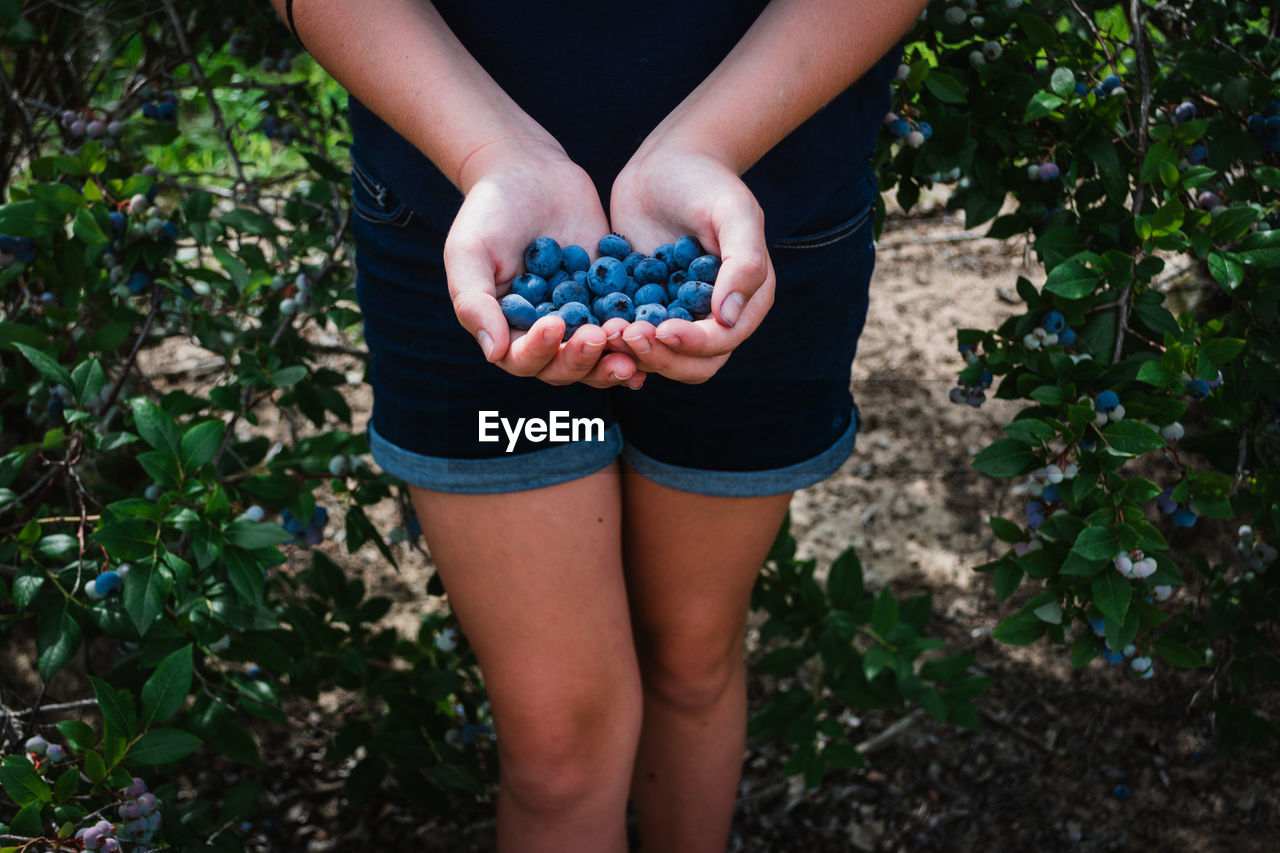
[349,2,899,246]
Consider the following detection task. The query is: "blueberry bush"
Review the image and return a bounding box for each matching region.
[878,0,1279,751]
[1,0,1274,848]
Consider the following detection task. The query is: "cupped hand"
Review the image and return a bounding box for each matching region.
[608,143,775,384]
[444,138,644,389]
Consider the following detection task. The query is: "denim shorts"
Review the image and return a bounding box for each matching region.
[351,152,877,497]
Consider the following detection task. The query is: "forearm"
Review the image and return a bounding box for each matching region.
[638,0,928,172]
[269,0,560,191]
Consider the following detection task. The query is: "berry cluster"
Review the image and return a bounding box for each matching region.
[1245,100,1280,152]
[1087,620,1157,677]
[1156,487,1200,529]
[24,733,69,763]
[138,85,178,123]
[60,109,126,149]
[1023,310,1077,351]
[1236,525,1278,571]
[949,343,993,407]
[280,505,328,545]
[84,564,128,599]
[500,234,721,339]
[1183,369,1223,400]
[113,776,163,846]
[327,452,366,477]
[101,170,179,299]
[1026,161,1061,182]
[883,111,932,148]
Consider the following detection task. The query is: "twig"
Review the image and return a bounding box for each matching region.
[3,698,101,715]
[854,708,926,755]
[95,281,164,420]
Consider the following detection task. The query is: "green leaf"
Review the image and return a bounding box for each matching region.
[129,397,182,463]
[1049,67,1075,99]
[1136,360,1180,390]
[1073,526,1121,561]
[826,548,864,611]
[989,517,1023,543]
[72,206,107,243]
[871,587,898,635]
[1201,338,1245,367]
[923,71,966,104]
[1091,572,1131,624]
[141,644,193,728]
[182,190,213,222]
[992,610,1045,645]
[90,675,135,737]
[993,562,1023,601]
[123,559,169,637]
[219,208,280,236]
[180,419,224,472]
[0,764,52,806]
[1003,418,1055,445]
[1153,637,1205,669]
[36,601,82,680]
[225,520,295,549]
[91,518,157,561]
[55,720,97,753]
[268,365,308,388]
[53,765,79,802]
[1101,420,1165,456]
[972,438,1036,478]
[0,199,44,236]
[1043,260,1099,300]
[127,729,202,765]
[1032,600,1063,624]
[1024,91,1065,122]
[1071,632,1103,668]
[1207,252,1244,291]
[14,342,73,390]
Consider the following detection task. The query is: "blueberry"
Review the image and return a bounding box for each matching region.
[557,302,593,340]
[676,281,714,315]
[1101,74,1121,92]
[496,294,537,330]
[141,102,158,120]
[1042,484,1059,504]
[1186,378,1211,399]
[572,269,588,285]
[1174,101,1196,123]
[1042,310,1065,333]
[888,118,911,138]
[1074,81,1089,96]
[280,508,306,536]
[653,243,677,269]
[634,283,668,306]
[0,234,15,252]
[524,237,563,278]
[510,273,549,305]
[1088,618,1106,636]
[672,235,702,270]
[634,257,669,285]
[596,292,635,323]
[160,221,178,240]
[917,121,933,140]
[666,305,694,322]
[1095,390,1119,412]
[597,233,631,260]
[561,244,590,273]
[1103,648,1125,665]
[15,237,36,263]
[535,301,556,319]
[687,255,721,283]
[24,735,48,755]
[128,271,151,294]
[1025,501,1045,530]
[587,256,628,296]
[1172,508,1198,528]
[96,570,122,594]
[552,279,589,308]
[635,304,668,325]
[1058,327,1076,348]
[108,211,126,234]
[1038,161,1060,181]
[1157,488,1178,515]
[156,101,177,122]
[45,743,66,762]
[621,275,640,298]
[621,251,645,274]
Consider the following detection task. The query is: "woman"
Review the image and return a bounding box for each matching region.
[271,1,925,849]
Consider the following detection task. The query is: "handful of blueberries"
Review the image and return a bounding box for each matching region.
[499,233,721,341]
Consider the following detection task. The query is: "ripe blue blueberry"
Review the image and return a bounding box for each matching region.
[1157,488,1177,515]
[1025,501,1046,530]
[1103,648,1125,664]
[1095,390,1120,412]
[535,301,556,319]
[1172,507,1198,528]
[622,251,645,274]
[96,570,122,594]
[597,233,631,260]
[128,270,151,294]
[1187,144,1208,165]
[552,279,589,308]
[633,283,668,306]
[666,269,689,301]
[621,276,640,298]
[688,255,721,283]
[1042,311,1065,334]
[1042,484,1059,504]
[500,294,538,330]
[1174,101,1196,123]
[635,304,668,325]
[1038,161,1060,181]
[108,211,126,234]
[888,119,911,138]
[634,257,669,285]
[666,305,694,322]
[1088,618,1106,636]
[676,281,714,315]
[510,273,549,305]
[557,302,593,340]
[160,221,178,240]
[1101,74,1121,92]
[653,243,677,269]
[1074,81,1089,96]
[525,237,563,278]
[672,235,702,270]
[1058,327,1076,348]
[546,268,570,289]
[596,292,636,323]
[587,256,628,296]
[1185,378,1211,399]
[560,244,590,273]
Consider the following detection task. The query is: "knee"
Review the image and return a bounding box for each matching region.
[639,635,744,714]
[496,682,642,812]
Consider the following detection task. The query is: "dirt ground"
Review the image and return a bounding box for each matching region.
[10,196,1279,851]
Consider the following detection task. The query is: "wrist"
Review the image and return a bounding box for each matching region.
[455,134,570,194]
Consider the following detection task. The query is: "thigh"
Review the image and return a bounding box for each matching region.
[409,465,639,732]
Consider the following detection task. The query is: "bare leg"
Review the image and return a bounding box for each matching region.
[620,464,793,852]
[410,465,642,853]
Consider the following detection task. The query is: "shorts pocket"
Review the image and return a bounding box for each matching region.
[351,155,414,228]
[773,169,877,251]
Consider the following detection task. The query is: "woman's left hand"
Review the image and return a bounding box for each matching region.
[608,143,775,384]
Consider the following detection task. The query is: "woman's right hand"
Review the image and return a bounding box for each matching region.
[444,138,645,390]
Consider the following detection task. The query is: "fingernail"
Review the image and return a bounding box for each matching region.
[623,334,651,354]
[543,328,560,347]
[609,372,626,383]
[655,333,681,348]
[606,329,622,341]
[478,329,495,361]
[584,338,605,349]
[719,292,744,327]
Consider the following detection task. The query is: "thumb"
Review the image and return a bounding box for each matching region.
[708,198,770,328]
[444,238,510,363]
